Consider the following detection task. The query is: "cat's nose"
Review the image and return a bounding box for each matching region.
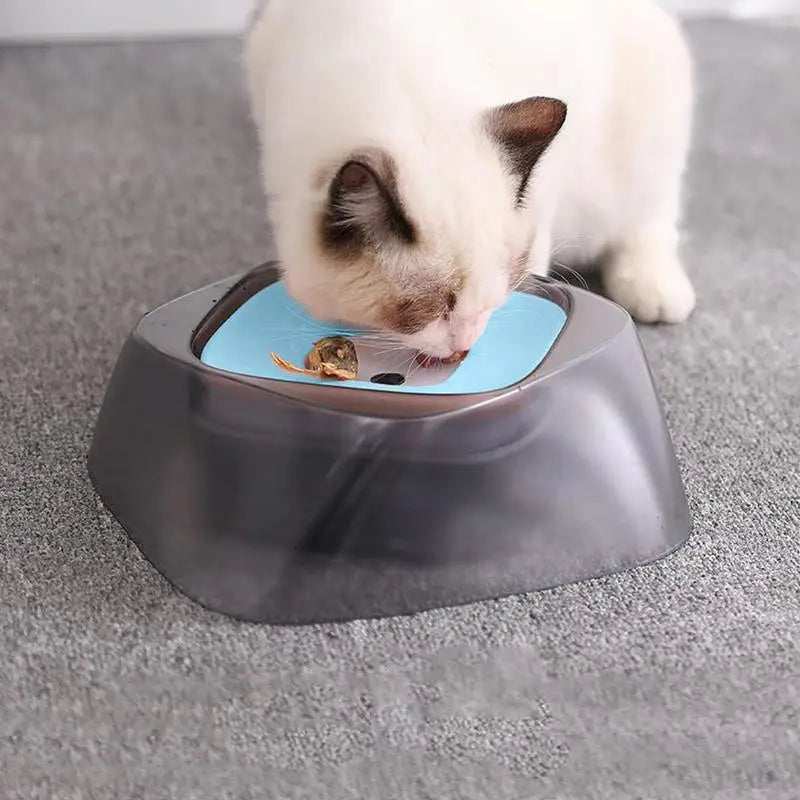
[450,332,478,354]
[449,311,491,353]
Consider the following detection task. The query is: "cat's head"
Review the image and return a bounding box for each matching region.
[274,96,566,359]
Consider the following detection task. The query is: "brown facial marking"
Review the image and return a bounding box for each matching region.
[318,148,417,260]
[486,97,568,205]
[382,285,461,335]
[384,295,440,335]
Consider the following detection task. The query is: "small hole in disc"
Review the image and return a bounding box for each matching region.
[370,373,406,386]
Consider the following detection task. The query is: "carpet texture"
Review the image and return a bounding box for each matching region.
[1,20,799,800]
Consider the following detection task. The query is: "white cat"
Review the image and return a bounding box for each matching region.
[245,0,696,359]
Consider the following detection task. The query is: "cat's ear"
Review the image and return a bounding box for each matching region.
[321,149,417,255]
[485,97,567,202]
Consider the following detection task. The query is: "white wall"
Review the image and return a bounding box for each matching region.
[669,0,799,13]
[0,0,798,42]
[0,0,253,41]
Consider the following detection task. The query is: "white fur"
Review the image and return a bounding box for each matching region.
[246,0,695,356]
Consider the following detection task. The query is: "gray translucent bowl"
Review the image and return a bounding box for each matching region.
[88,262,690,624]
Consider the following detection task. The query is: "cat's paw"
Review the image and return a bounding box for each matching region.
[603,255,696,324]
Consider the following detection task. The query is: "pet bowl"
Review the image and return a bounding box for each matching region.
[88,262,690,623]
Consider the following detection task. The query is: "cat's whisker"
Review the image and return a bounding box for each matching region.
[403,350,425,381]
[550,236,587,260]
[355,331,400,343]
[369,346,414,360]
[549,259,590,291]
[278,299,366,337]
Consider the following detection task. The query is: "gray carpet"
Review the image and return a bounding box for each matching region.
[1,20,799,800]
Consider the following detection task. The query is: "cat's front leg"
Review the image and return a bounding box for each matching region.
[523,222,553,278]
[602,224,696,323]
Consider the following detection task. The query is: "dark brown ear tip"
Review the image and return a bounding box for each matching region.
[324,150,418,248]
[488,96,568,137]
[486,95,569,203]
[531,96,568,129]
[336,161,375,193]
